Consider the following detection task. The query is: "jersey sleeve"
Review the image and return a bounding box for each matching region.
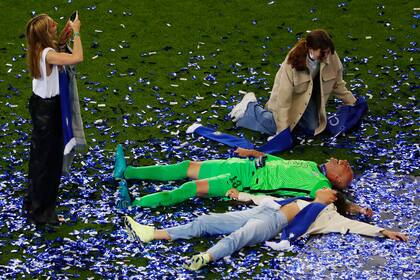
[309,180,331,198]
[265,154,284,162]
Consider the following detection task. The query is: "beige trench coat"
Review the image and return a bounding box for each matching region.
[266,52,357,135]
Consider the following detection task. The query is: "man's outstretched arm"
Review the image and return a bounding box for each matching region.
[234,148,284,162]
[234,147,265,158]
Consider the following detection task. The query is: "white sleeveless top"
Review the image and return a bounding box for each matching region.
[32,47,59,98]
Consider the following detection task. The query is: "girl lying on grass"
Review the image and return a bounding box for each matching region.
[124,188,407,271]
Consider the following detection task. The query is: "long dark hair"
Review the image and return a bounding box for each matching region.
[287,29,335,71]
[334,191,352,216]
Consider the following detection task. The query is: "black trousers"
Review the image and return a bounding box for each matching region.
[25,93,64,224]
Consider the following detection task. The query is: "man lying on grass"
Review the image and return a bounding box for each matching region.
[124,188,407,271]
[114,144,371,216]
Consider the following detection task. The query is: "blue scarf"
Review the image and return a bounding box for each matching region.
[275,197,326,242]
[59,69,76,155]
[327,96,368,137]
[187,97,367,152]
[187,124,293,154]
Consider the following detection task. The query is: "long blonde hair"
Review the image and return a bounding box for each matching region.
[26,14,57,78]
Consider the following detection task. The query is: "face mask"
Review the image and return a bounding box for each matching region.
[309,50,318,61]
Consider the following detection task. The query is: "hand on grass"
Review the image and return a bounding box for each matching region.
[381,230,408,241]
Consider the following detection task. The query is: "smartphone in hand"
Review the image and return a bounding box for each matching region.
[70,11,77,22]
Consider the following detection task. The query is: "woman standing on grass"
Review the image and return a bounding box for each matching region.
[24,12,83,225]
[229,29,357,136]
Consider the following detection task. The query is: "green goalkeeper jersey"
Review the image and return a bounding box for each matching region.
[198,155,332,198]
[244,155,332,198]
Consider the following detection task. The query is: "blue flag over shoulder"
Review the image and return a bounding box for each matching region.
[59,69,76,155]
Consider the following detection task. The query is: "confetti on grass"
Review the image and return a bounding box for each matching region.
[0,1,418,279]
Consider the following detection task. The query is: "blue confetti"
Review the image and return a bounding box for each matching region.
[0,2,418,279]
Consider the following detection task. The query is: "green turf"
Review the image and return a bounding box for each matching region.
[0,0,418,278]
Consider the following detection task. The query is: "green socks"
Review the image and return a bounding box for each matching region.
[132,181,197,207]
[132,174,235,207]
[124,160,191,181]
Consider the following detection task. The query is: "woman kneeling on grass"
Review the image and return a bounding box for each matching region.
[124,188,407,271]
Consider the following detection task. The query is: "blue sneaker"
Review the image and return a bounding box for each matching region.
[113,144,127,180]
[117,180,131,210]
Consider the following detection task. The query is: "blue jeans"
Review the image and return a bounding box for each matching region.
[166,205,287,261]
[236,101,319,136]
[236,102,277,135]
